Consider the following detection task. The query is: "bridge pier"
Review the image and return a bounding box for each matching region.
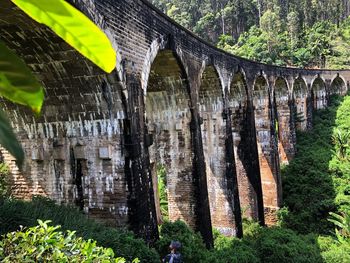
[293,77,309,131]
[229,72,259,223]
[124,73,159,244]
[199,65,241,238]
[251,75,281,225]
[188,67,214,249]
[274,77,295,164]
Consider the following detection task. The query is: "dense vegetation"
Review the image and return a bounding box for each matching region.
[151,0,350,68]
[0,197,159,263]
[0,220,131,262]
[281,96,344,234]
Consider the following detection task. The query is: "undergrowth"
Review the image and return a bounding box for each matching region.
[0,197,159,263]
[282,95,350,234]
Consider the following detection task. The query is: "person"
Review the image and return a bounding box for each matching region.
[163,240,183,263]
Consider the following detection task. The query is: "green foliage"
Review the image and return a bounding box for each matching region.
[0,41,44,113]
[207,235,259,263]
[152,0,350,68]
[157,165,168,220]
[3,197,350,263]
[12,0,116,73]
[0,220,131,262]
[156,220,207,263]
[0,163,11,199]
[225,19,337,67]
[156,219,326,263]
[328,211,350,244]
[246,227,323,263]
[0,197,159,263]
[0,109,24,167]
[278,94,350,261]
[318,235,350,263]
[281,96,344,234]
[166,4,192,29]
[0,40,45,165]
[242,218,261,237]
[331,128,350,160]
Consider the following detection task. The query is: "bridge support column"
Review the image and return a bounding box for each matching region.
[231,104,258,221]
[124,72,159,244]
[199,66,242,238]
[244,98,265,226]
[306,84,313,130]
[188,75,214,248]
[224,105,243,238]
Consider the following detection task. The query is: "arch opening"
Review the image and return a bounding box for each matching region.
[228,72,259,222]
[145,50,195,226]
[274,77,293,163]
[293,77,308,131]
[311,77,327,110]
[199,66,235,236]
[253,75,280,224]
[330,76,347,96]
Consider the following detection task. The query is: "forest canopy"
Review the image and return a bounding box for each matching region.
[151,0,350,68]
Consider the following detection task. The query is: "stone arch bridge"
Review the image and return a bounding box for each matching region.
[1,0,349,248]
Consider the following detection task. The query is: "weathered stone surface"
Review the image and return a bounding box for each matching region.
[1,0,350,246]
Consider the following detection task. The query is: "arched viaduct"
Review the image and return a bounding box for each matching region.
[1,0,349,248]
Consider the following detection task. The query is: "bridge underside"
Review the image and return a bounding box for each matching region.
[0,0,349,247]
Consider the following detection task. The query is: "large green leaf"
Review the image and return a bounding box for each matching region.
[0,41,44,113]
[12,0,116,73]
[0,109,24,167]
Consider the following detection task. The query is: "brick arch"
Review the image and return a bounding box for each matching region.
[229,70,249,107]
[199,65,224,110]
[311,76,327,109]
[252,74,281,224]
[145,48,195,227]
[228,70,262,223]
[0,0,128,226]
[293,77,308,131]
[198,65,237,235]
[141,37,167,94]
[274,77,290,98]
[253,75,270,104]
[330,74,347,95]
[273,77,294,164]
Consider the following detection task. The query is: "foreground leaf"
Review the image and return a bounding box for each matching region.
[0,109,24,166]
[12,0,116,73]
[0,41,44,113]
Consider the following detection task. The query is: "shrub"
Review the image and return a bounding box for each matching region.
[318,235,350,263]
[0,197,159,262]
[0,220,133,262]
[248,227,323,263]
[156,220,208,263]
[242,218,261,237]
[0,163,11,199]
[321,243,350,263]
[281,96,343,234]
[206,235,260,263]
